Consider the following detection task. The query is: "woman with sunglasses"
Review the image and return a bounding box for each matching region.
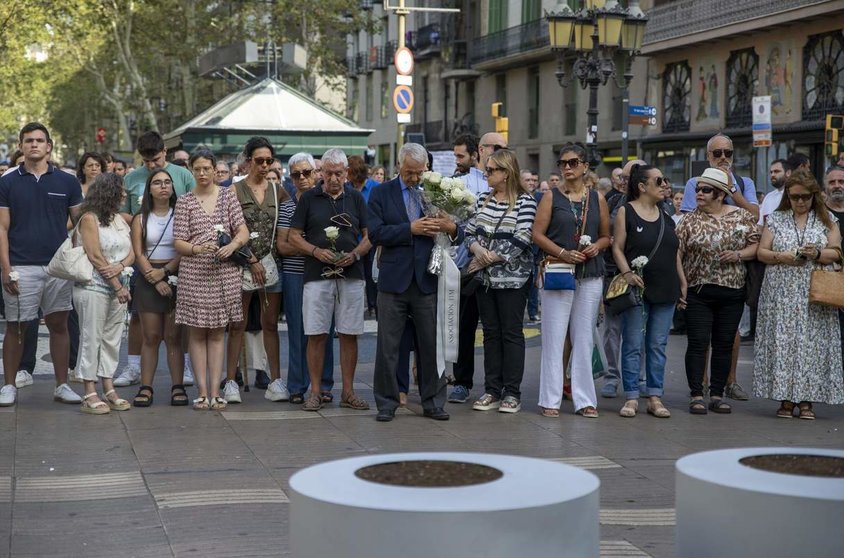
[753,170,843,419]
[130,168,185,407]
[676,168,759,415]
[465,149,537,414]
[534,143,610,418]
[612,164,685,418]
[276,152,335,405]
[224,137,289,404]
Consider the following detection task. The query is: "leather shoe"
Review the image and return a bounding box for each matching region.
[423,407,450,420]
[376,409,395,422]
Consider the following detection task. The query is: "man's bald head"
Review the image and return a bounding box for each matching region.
[478,132,508,168]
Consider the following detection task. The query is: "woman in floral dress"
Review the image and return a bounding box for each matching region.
[173,149,249,410]
[754,170,844,419]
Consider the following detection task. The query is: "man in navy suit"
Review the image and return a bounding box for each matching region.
[368,143,462,422]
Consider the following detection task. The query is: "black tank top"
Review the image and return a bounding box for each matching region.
[622,203,680,304]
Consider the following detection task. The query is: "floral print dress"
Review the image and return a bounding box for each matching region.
[753,210,844,404]
[173,187,246,328]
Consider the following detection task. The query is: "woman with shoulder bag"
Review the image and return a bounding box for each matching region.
[612,164,686,418]
[533,143,610,418]
[224,137,290,404]
[173,149,250,411]
[73,173,135,415]
[464,149,537,413]
[676,168,759,415]
[130,168,186,407]
[753,170,844,419]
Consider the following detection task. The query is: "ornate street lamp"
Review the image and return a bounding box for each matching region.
[546,0,648,167]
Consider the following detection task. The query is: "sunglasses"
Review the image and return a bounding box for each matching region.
[694,186,716,194]
[251,157,274,166]
[557,157,582,168]
[710,149,734,158]
[482,143,506,152]
[485,166,503,173]
[788,193,813,202]
[290,169,313,179]
[652,176,665,186]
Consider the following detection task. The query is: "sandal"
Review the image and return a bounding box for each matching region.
[303,394,322,411]
[647,399,671,418]
[104,389,131,411]
[340,392,370,410]
[689,398,707,415]
[539,407,559,418]
[210,396,227,411]
[776,400,795,419]
[133,385,154,408]
[708,398,732,414]
[576,406,599,418]
[192,396,210,410]
[619,400,638,418]
[797,402,815,420]
[170,384,189,406]
[320,390,334,403]
[81,392,110,415]
[289,393,305,405]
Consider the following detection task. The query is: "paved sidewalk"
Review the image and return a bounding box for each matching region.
[1,327,842,557]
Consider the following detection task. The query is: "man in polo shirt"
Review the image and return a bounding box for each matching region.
[289,148,371,412]
[114,130,196,388]
[0,122,83,407]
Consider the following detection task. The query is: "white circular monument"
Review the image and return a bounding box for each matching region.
[289,452,600,558]
[676,447,844,557]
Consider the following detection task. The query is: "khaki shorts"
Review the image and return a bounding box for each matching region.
[3,265,73,322]
[303,279,365,336]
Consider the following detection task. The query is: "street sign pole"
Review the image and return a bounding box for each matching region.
[395,0,407,160]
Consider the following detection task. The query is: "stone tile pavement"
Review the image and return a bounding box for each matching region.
[0,325,842,557]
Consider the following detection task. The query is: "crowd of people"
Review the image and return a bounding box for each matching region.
[1,121,842,422]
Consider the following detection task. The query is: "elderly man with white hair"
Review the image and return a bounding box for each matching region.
[289,148,371,412]
[368,143,463,422]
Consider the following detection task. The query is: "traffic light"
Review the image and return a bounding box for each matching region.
[826,114,844,158]
[491,102,508,141]
[491,102,504,118]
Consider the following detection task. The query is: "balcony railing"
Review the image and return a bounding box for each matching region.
[369,41,397,70]
[345,56,358,77]
[355,52,370,75]
[469,18,548,66]
[643,0,828,45]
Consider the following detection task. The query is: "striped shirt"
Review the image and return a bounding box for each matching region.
[277,199,305,275]
[465,192,537,289]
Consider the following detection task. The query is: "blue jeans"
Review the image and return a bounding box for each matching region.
[282,272,334,395]
[620,301,675,400]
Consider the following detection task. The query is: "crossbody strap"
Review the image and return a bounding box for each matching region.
[646,211,666,262]
[145,210,174,258]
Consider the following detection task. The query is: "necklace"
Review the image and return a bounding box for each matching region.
[792,210,814,248]
[565,189,589,242]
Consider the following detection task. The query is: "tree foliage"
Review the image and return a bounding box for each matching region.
[0,0,374,159]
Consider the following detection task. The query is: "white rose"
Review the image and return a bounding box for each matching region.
[461,190,476,204]
[121,267,134,277]
[8,271,19,282]
[324,226,340,241]
[450,189,463,202]
[631,256,649,270]
[451,177,467,191]
[439,177,454,192]
[579,235,592,247]
[213,224,225,233]
[249,232,260,240]
[167,275,178,286]
[426,172,442,186]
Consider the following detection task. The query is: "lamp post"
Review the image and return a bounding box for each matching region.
[546,0,647,168]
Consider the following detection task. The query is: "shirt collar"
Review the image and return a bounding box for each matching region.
[17,163,55,177]
[318,182,346,198]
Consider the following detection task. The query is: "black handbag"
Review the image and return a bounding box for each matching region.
[603,209,665,316]
[217,231,253,267]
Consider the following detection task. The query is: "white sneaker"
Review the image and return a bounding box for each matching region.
[0,385,17,406]
[223,380,241,403]
[69,368,84,384]
[53,383,82,404]
[113,364,140,387]
[183,358,195,386]
[264,378,290,402]
[15,370,34,388]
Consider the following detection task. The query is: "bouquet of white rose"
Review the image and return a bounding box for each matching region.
[419,171,476,221]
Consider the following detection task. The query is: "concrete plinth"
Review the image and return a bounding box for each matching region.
[289,452,600,558]
[676,447,844,557]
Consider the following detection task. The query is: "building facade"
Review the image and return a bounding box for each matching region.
[345,0,651,179]
[641,0,844,189]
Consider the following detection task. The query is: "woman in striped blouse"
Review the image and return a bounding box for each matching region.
[464,149,537,413]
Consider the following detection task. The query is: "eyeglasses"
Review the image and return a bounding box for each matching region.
[192,166,214,175]
[485,166,503,173]
[251,157,274,167]
[150,179,173,187]
[710,149,734,159]
[788,193,813,202]
[694,186,716,194]
[290,169,314,179]
[557,158,582,168]
[215,170,230,175]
